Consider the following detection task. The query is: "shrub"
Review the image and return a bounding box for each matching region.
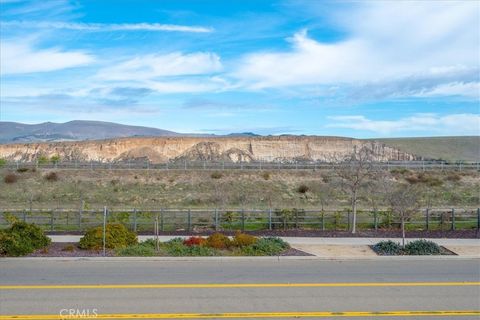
[241,237,289,256]
[210,172,223,179]
[183,236,206,247]
[404,240,441,255]
[45,172,58,182]
[16,167,29,173]
[0,158,6,168]
[0,222,51,256]
[62,244,76,252]
[261,172,271,180]
[206,233,231,249]
[161,238,218,256]
[79,223,137,250]
[297,184,309,194]
[4,173,18,184]
[405,173,443,187]
[232,232,257,247]
[50,155,60,163]
[372,240,402,255]
[116,243,156,256]
[390,168,409,175]
[446,174,462,182]
[37,156,49,165]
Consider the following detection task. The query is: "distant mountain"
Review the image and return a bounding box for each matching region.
[226,132,260,137]
[0,120,180,143]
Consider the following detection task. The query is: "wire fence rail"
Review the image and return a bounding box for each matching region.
[1,207,479,233]
[2,160,480,171]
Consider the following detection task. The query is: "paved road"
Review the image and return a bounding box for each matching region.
[1,259,479,319]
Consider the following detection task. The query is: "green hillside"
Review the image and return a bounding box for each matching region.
[372,136,480,162]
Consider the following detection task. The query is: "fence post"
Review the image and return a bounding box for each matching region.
[50,210,54,232]
[23,210,26,222]
[102,206,107,257]
[295,209,299,229]
[214,208,219,231]
[425,208,429,231]
[78,209,82,230]
[187,209,192,232]
[477,208,480,232]
[268,208,272,230]
[321,211,325,231]
[133,208,137,232]
[451,208,455,231]
[347,210,350,231]
[155,213,159,252]
[241,209,245,232]
[374,209,378,232]
[160,209,165,232]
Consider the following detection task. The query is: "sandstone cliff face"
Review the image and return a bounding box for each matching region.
[0,136,417,163]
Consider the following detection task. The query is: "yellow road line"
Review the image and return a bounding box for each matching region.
[0,281,479,290]
[0,310,479,319]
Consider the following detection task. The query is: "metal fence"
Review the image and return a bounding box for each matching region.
[1,207,478,233]
[2,160,479,171]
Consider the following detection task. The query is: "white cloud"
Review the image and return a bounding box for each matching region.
[328,114,480,135]
[1,21,213,33]
[234,1,479,98]
[415,82,480,99]
[95,52,222,81]
[0,40,94,75]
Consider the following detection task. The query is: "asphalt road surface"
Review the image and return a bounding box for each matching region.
[1,258,479,319]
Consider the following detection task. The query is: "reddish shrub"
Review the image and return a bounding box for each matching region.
[183,236,206,247]
[4,173,18,184]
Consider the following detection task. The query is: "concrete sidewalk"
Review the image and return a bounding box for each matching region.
[48,235,479,258]
[49,235,480,245]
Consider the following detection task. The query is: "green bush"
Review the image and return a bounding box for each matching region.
[404,240,441,255]
[0,222,51,256]
[241,237,289,256]
[0,158,6,168]
[372,240,402,255]
[79,223,137,250]
[116,242,156,256]
[16,167,29,173]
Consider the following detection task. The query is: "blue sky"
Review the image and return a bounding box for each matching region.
[0,0,479,137]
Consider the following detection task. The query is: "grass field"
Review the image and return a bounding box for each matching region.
[374,136,480,162]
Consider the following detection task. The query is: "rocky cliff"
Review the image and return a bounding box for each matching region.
[0,136,418,163]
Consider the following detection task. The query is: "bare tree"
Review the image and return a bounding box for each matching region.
[333,146,378,234]
[387,184,420,247]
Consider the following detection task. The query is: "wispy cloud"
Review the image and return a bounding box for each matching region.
[1,21,213,33]
[0,40,94,75]
[96,52,222,81]
[327,114,480,135]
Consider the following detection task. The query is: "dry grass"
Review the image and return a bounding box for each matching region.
[0,168,478,210]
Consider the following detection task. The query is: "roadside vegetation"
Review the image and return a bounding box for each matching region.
[116,233,290,257]
[0,219,51,256]
[372,239,446,256]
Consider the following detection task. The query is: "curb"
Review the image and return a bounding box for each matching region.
[1,255,479,262]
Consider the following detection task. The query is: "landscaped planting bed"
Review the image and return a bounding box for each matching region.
[371,239,456,256]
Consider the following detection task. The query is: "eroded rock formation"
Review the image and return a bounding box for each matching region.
[0,136,418,163]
